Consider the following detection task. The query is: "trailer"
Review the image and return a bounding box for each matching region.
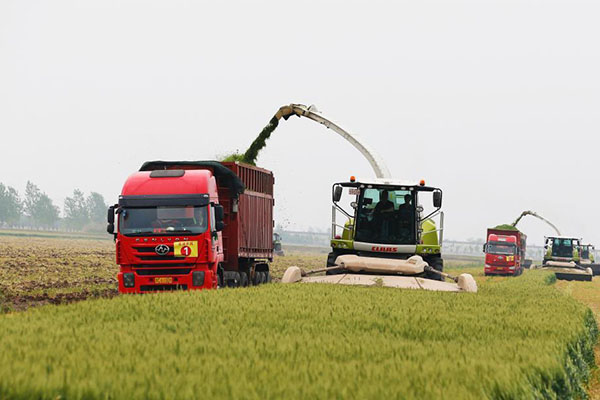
[107,160,274,293]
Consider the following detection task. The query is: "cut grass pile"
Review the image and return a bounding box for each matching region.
[0,271,596,399]
[493,224,519,231]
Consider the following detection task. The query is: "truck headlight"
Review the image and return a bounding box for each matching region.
[123,273,135,288]
[192,271,205,287]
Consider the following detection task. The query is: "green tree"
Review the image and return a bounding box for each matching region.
[24,181,59,228]
[0,183,22,225]
[86,192,107,224]
[64,189,88,230]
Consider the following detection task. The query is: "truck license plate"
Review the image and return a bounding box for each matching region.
[154,277,173,284]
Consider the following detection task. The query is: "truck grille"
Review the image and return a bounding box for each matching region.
[134,246,173,253]
[137,255,183,261]
[140,284,188,292]
[135,268,192,276]
[132,246,193,261]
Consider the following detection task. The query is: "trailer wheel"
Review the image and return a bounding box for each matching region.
[252,270,261,286]
[226,271,241,288]
[264,270,271,283]
[240,271,249,287]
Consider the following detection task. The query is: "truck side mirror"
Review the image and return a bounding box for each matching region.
[333,186,343,202]
[107,206,115,234]
[214,204,225,232]
[433,190,442,208]
[482,244,487,253]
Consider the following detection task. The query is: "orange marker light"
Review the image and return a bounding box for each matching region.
[350,176,356,182]
[419,179,426,186]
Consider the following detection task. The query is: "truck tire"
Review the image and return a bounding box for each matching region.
[252,271,261,286]
[225,271,241,288]
[239,271,249,287]
[264,270,271,283]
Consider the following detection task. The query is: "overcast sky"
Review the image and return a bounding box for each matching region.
[1,0,599,245]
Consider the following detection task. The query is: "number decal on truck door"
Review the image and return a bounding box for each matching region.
[174,241,198,257]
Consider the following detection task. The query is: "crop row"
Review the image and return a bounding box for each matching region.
[0,270,596,399]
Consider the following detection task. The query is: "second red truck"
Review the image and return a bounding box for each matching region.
[483,227,527,276]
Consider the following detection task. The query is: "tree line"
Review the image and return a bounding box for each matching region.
[0,182,108,232]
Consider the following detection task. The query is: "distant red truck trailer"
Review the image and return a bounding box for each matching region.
[107,160,274,293]
[483,228,526,276]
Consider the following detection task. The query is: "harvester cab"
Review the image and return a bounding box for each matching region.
[579,244,594,263]
[273,232,284,256]
[578,244,600,275]
[544,236,581,263]
[540,236,593,281]
[328,178,444,281]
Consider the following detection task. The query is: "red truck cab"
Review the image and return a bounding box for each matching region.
[108,161,273,293]
[483,230,525,276]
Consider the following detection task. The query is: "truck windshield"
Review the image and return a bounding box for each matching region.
[354,188,415,245]
[487,243,516,255]
[119,205,209,236]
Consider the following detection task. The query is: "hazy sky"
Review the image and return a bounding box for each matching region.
[1,0,599,245]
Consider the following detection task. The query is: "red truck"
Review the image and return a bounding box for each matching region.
[107,160,274,293]
[483,228,526,276]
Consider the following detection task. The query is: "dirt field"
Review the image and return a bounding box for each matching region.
[0,236,117,311]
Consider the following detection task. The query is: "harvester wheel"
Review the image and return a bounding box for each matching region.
[425,258,444,281]
[326,251,345,275]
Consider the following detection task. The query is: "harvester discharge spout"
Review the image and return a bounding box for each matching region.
[512,210,561,236]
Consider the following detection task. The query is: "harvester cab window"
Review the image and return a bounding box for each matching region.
[552,238,574,258]
[582,246,590,259]
[354,188,415,245]
[119,206,209,236]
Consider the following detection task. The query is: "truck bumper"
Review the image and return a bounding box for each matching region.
[484,265,518,275]
[118,269,217,294]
